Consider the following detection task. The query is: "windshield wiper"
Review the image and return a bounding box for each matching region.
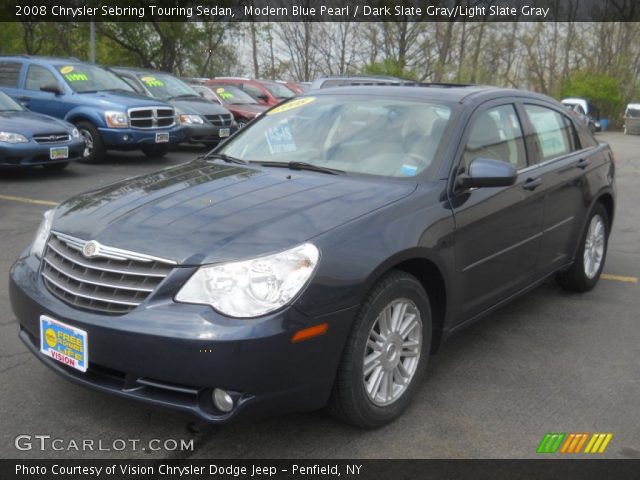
[168,94,200,100]
[199,152,248,165]
[104,88,132,93]
[257,161,344,175]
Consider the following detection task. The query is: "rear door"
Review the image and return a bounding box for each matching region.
[450,100,545,323]
[0,60,25,100]
[519,102,593,276]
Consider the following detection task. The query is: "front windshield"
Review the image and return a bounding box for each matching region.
[136,73,199,99]
[626,107,640,118]
[0,91,23,111]
[56,64,134,93]
[211,85,259,105]
[264,83,296,99]
[219,95,452,178]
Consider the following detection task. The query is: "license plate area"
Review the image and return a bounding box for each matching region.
[155,132,170,143]
[219,128,230,138]
[39,315,88,372]
[50,147,68,159]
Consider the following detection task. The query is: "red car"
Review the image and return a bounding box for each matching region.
[189,84,268,128]
[207,78,296,106]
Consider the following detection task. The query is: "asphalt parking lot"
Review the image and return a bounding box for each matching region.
[1,133,639,460]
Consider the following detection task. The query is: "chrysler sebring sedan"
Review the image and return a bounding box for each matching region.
[10,85,615,428]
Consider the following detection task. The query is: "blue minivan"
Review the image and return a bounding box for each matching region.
[0,56,184,162]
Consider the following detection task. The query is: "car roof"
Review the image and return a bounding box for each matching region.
[0,55,81,62]
[110,66,173,75]
[310,83,556,105]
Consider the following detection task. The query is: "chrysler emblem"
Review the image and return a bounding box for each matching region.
[83,241,99,258]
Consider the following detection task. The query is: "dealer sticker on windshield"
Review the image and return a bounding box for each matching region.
[267,97,315,115]
[39,315,88,372]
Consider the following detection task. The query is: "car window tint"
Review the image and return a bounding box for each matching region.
[0,61,22,88]
[524,105,575,160]
[192,86,217,102]
[464,104,527,170]
[25,65,59,91]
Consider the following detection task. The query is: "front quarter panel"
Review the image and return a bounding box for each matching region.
[296,181,455,321]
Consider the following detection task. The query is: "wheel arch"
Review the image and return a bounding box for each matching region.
[363,249,450,354]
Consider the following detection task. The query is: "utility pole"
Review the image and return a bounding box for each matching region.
[89,20,96,63]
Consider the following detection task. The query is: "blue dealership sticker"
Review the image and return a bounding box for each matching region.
[265,121,297,154]
[400,164,418,176]
[39,315,88,372]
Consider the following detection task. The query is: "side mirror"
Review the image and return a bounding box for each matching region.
[257,94,269,102]
[456,157,517,189]
[197,91,205,97]
[40,84,63,95]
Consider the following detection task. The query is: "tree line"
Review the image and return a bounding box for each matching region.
[1,21,639,122]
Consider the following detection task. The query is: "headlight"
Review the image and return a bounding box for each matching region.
[0,131,28,143]
[71,127,80,139]
[105,111,128,128]
[31,209,54,259]
[179,114,205,125]
[176,243,320,318]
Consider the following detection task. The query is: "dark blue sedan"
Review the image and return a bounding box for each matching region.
[0,91,84,170]
[10,84,615,427]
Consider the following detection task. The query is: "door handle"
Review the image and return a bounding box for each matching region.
[522,177,543,191]
[575,158,590,169]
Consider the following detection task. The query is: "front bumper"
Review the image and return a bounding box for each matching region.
[10,254,355,423]
[182,123,237,145]
[0,138,85,167]
[98,125,185,150]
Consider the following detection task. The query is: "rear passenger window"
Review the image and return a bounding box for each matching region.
[464,104,527,170]
[0,62,22,88]
[25,65,59,91]
[524,105,576,160]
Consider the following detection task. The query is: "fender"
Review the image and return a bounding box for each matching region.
[64,106,105,128]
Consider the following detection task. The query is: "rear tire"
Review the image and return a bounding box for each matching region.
[327,271,431,428]
[76,121,105,164]
[557,203,609,292]
[42,162,69,171]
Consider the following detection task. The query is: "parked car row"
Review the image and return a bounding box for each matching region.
[0,56,307,169]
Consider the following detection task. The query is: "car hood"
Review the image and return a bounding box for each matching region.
[170,97,230,116]
[53,160,416,265]
[72,91,172,110]
[0,111,72,136]
[226,103,267,117]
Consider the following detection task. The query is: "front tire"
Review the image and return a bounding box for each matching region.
[75,121,105,163]
[327,271,431,428]
[557,203,609,292]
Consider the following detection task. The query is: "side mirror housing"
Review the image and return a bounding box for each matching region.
[40,84,63,95]
[257,94,269,102]
[456,157,518,189]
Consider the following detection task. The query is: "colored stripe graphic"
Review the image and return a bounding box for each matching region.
[537,433,566,453]
[584,433,613,454]
[560,433,589,453]
[538,433,613,454]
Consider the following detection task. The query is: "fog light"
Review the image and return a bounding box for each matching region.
[212,388,234,413]
[123,135,130,141]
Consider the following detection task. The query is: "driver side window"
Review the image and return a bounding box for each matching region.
[25,65,59,92]
[463,104,527,171]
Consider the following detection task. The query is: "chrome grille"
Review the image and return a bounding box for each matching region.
[41,232,175,315]
[204,114,232,127]
[33,133,70,144]
[128,107,175,129]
